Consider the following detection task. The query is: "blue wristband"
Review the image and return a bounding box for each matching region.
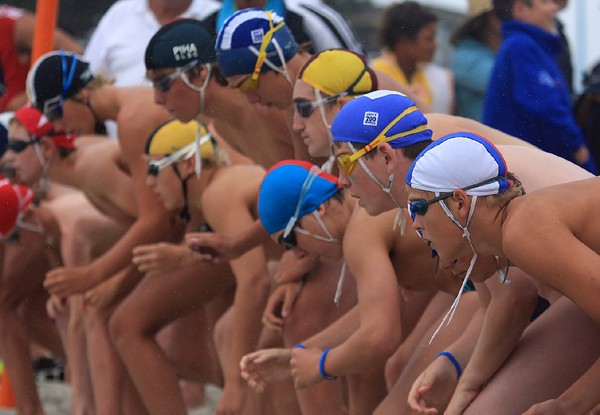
[319,348,338,381]
[437,351,462,378]
[293,343,306,349]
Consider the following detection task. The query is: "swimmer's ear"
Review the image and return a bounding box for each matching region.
[377,143,397,174]
[39,137,56,157]
[177,157,196,176]
[336,96,351,109]
[453,189,470,218]
[316,199,331,217]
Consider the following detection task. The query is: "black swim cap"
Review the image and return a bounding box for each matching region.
[145,19,216,70]
[27,51,94,114]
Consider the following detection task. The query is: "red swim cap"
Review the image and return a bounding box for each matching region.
[0,180,34,238]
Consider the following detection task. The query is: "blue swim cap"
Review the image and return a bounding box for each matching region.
[406,132,511,195]
[215,8,299,78]
[331,90,432,148]
[258,160,339,234]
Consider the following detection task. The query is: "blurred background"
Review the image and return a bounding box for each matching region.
[2,0,599,93]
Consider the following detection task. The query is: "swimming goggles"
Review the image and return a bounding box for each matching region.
[277,211,340,250]
[152,59,200,93]
[295,66,369,118]
[407,176,508,218]
[147,132,213,176]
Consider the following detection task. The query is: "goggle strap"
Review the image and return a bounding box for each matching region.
[283,165,321,238]
[248,13,284,81]
[194,128,202,178]
[428,254,477,344]
[61,50,78,98]
[334,261,347,306]
[347,105,419,163]
[314,89,334,145]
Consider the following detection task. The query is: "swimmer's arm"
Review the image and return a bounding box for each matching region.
[203,186,271,388]
[187,219,270,261]
[504,221,600,413]
[317,230,402,377]
[454,270,538,400]
[302,305,360,348]
[549,360,600,414]
[82,122,172,285]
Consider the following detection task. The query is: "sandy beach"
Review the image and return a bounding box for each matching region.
[0,381,222,415]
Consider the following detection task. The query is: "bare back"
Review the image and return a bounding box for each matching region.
[207,100,294,170]
[201,164,283,260]
[502,177,600,324]
[499,145,593,192]
[428,114,536,148]
[75,138,137,226]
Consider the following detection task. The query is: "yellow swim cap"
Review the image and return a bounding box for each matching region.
[298,49,377,97]
[145,119,214,161]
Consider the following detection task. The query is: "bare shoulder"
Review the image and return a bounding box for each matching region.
[115,87,171,147]
[427,113,534,148]
[499,145,592,192]
[503,178,600,244]
[345,207,395,256]
[203,164,265,206]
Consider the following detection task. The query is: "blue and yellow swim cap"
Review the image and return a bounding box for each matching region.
[215,8,299,78]
[331,90,432,149]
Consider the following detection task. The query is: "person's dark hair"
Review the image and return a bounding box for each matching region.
[451,10,496,45]
[334,139,433,161]
[401,139,433,160]
[493,0,532,20]
[378,1,437,50]
[331,187,345,203]
[57,147,76,158]
[211,64,229,87]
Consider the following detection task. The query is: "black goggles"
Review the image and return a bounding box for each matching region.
[277,227,297,250]
[7,137,40,153]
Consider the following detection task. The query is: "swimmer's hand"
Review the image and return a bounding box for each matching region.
[290,347,323,389]
[240,348,293,392]
[522,398,575,415]
[186,232,241,262]
[273,252,315,284]
[132,243,195,277]
[45,266,99,297]
[407,356,459,414]
[46,295,68,319]
[262,281,303,333]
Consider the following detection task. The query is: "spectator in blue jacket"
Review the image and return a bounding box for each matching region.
[483,0,597,173]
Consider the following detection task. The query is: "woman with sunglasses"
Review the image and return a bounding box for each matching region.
[111,118,289,415]
[0,180,68,415]
[406,133,600,415]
